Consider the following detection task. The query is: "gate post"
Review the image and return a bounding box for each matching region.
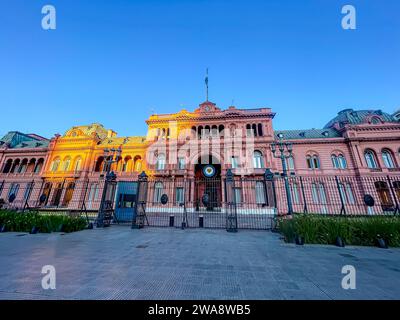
[132,171,149,229]
[225,169,238,232]
[97,171,117,227]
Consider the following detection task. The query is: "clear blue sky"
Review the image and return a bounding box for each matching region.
[0,0,399,138]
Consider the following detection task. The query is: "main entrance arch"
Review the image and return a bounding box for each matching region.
[194,154,222,211]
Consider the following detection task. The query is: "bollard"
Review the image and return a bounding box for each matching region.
[169,215,174,227]
[199,215,204,228]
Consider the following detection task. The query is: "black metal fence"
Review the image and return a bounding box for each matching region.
[0,171,399,232]
[274,175,400,216]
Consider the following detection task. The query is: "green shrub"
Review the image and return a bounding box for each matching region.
[0,210,87,233]
[278,214,400,247]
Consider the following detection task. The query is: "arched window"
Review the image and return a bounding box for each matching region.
[246,124,252,137]
[62,182,75,207]
[74,157,82,172]
[27,158,36,173]
[34,158,44,173]
[252,124,257,137]
[10,159,20,173]
[198,126,203,139]
[218,125,225,137]
[51,183,63,206]
[18,159,28,173]
[154,182,164,203]
[307,154,320,169]
[257,124,263,137]
[364,150,378,169]
[331,155,339,168]
[204,126,210,137]
[122,156,132,172]
[62,157,71,171]
[338,155,347,169]
[50,158,60,172]
[382,149,395,168]
[332,154,347,169]
[40,182,52,205]
[134,156,142,172]
[156,154,166,171]
[253,151,264,169]
[375,181,394,211]
[94,157,104,172]
[211,125,218,137]
[2,159,13,173]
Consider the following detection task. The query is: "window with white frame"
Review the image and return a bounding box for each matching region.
[74,158,82,171]
[332,154,347,169]
[291,183,300,204]
[234,188,242,204]
[175,187,184,204]
[255,181,266,204]
[8,183,20,198]
[253,151,264,169]
[382,149,395,168]
[156,154,166,170]
[287,156,295,170]
[50,158,60,172]
[63,158,71,171]
[231,156,239,169]
[306,154,320,169]
[154,182,164,203]
[178,157,185,170]
[364,150,378,169]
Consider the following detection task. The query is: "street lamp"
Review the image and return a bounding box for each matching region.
[97,147,122,227]
[271,134,294,215]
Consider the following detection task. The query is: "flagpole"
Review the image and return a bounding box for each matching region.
[205,68,209,101]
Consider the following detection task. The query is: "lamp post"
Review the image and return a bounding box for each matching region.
[97,147,121,227]
[271,133,294,215]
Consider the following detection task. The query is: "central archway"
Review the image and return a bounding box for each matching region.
[194,154,222,211]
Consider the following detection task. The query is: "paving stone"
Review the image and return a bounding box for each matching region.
[0,227,400,299]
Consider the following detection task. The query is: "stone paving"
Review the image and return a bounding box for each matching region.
[0,226,399,300]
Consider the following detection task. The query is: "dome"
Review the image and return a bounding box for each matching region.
[324,109,397,129]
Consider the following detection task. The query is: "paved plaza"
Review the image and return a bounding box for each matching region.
[0,226,399,300]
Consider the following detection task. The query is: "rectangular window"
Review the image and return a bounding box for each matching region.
[176,187,184,204]
[23,183,33,202]
[231,157,239,169]
[8,183,20,199]
[287,157,295,170]
[178,158,185,170]
[255,182,266,204]
[234,188,242,204]
[292,183,300,204]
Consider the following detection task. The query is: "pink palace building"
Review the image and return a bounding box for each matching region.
[1,102,400,225]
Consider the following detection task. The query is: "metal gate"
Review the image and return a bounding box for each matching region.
[130,170,277,230]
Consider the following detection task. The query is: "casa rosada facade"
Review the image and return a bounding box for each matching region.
[1,100,400,215]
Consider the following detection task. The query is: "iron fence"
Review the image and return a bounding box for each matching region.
[0,171,399,231]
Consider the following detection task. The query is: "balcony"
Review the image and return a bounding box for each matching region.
[42,170,82,178]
